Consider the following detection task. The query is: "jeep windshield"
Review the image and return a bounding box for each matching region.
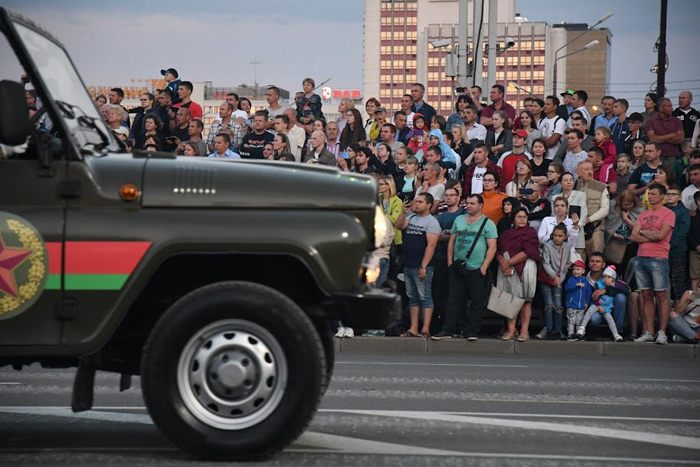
[13,20,118,153]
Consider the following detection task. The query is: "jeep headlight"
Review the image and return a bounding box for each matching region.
[374,205,388,249]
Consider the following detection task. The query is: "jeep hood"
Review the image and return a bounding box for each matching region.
[140,156,378,210]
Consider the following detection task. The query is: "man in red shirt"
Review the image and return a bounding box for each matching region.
[479,84,516,132]
[630,184,676,345]
[644,97,684,163]
[173,81,203,120]
[588,147,618,196]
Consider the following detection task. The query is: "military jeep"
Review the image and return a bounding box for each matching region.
[0,8,398,460]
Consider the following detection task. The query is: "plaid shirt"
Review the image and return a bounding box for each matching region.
[207,119,245,150]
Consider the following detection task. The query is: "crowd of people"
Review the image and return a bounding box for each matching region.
[96,69,700,345]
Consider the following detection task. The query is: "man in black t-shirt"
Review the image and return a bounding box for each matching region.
[239,111,274,159]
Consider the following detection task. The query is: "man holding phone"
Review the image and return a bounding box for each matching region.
[166,107,191,152]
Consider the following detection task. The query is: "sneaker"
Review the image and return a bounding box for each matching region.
[634,331,655,343]
[613,334,624,342]
[567,334,577,342]
[576,326,585,338]
[655,330,667,345]
[430,330,453,340]
[466,332,478,341]
[535,327,548,340]
[362,330,385,337]
[627,334,637,341]
[546,332,558,341]
[672,335,688,343]
[334,327,346,338]
[344,327,355,338]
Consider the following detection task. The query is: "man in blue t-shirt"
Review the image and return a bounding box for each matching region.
[396,192,441,337]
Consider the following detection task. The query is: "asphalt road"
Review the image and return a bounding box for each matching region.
[1,353,699,466]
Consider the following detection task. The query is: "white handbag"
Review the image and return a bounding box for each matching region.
[487,286,525,320]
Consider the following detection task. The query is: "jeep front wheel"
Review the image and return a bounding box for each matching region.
[141,281,325,460]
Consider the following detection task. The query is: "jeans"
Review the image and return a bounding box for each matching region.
[541,283,563,333]
[404,266,434,308]
[669,315,699,342]
[586,293,627,333]
[634,257,670,291]
[374,257,390,289]
[442,265,488,334]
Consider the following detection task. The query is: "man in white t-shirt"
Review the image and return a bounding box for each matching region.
[539,96,567,160]
[226,92,249,124]
[393,93,415,129]
[463,105,487,142]
[566,90,591,129]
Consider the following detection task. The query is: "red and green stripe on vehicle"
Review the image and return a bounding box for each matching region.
[45,242,151,290]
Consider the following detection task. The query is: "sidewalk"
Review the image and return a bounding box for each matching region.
[333,337,700,359]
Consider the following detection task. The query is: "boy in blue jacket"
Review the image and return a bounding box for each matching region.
[565,260,592,341]
[577,266,628,342]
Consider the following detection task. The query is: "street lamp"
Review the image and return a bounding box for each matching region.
[552,12,612,95]
[508,81,537,98]
[553,39,601,97]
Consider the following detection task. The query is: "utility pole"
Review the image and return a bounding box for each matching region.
[485,0,498,93]
[457,0,469,87]
[472,0,484,90]
[656,0,667,97]
[250,58,261,87]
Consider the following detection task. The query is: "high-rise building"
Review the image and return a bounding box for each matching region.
[552,24,613,109]
[363,0,611,116]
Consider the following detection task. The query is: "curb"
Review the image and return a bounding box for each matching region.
[335,337,699,359]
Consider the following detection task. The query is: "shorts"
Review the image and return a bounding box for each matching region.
[404,266,434,308]
[689,251,700,280]
[634,256,670,292]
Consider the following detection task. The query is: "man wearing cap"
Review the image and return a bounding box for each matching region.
[370,107,387,142]
[557,90,574,120]
[161,68,181,105]
[173,81,203,120]
[497,129,531,184]
[622,112,647,154]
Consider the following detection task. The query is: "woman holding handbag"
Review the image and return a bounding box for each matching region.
[538,223,572,340]
[604,189,644,277]
[494,207,541,341]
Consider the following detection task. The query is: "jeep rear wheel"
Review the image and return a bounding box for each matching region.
[141,281,325,460]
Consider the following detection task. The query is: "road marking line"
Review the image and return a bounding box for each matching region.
[337,362,529,368]
[297,432,463,456]
[330,410,700,451]
[640,379,700,383]
[0,407,153,425]
[319,410,700,423]
[0,382,20,385]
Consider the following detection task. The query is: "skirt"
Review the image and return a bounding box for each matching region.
[496,253,538,301]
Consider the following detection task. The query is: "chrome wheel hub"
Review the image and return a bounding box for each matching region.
[177,319,288,430]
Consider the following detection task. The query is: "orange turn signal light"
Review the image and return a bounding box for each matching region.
[119,183,141,202]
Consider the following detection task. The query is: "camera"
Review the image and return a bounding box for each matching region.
[505,37,515,49]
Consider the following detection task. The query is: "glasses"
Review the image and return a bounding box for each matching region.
[483,178,496,183]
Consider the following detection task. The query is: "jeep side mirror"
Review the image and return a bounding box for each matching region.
[0,80,31,145]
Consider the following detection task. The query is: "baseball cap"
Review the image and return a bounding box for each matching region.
[560,89,574,96]
[572,260,586,269]
[374,106,386,113]
[513,129,528,138]
[160,68,179,78]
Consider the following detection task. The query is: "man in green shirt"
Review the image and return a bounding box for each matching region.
[431,194,498,340]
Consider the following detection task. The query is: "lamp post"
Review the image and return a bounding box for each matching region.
[553,39,600,97]
[552,12,612,96]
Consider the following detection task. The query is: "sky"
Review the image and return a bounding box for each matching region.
[1,0,699,112]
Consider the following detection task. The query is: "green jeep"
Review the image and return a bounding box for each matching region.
[0,8,399,460]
